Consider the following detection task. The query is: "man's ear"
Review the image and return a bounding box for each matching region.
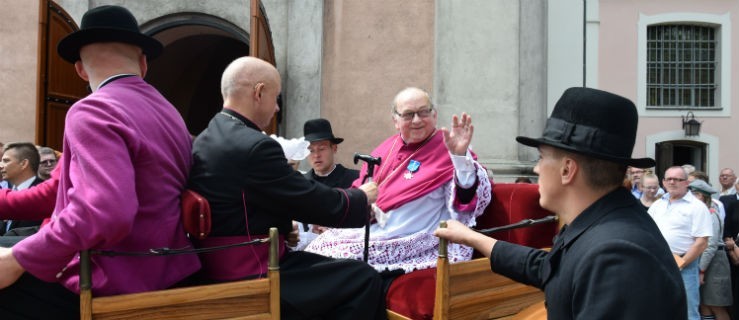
[18,159,29,171]
[560,157,578,185]
[139,54,148,77]
[254,82,265,100]
[74,61,89,82]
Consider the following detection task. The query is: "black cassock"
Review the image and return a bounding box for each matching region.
[189,108,385,320]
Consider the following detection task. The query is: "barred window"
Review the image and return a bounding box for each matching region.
[646,24,717,109]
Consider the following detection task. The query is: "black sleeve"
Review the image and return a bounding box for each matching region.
[455,176,479,204]
[244,139,369,229]
[490,240,548,288]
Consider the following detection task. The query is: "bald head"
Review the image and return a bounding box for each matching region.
[221,57,280,101]
[391,87,432,113]
[221,57,281,129]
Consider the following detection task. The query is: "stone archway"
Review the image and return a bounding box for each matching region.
[142,14,250,136]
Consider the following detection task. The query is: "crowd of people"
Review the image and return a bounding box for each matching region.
[625,164,739,320]
[2,4,738,320]
[0,142,58,238]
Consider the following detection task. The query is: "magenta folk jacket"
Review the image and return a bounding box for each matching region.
[13,76,200,296]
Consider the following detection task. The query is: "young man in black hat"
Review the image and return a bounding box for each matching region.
[294,119,360,244]
[0,5,199,318]
[303,118,359,188]
[435,87,687,319]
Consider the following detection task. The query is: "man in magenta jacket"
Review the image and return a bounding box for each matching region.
[0,6,200,319]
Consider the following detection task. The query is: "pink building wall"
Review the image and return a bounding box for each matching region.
[599,0,739,177]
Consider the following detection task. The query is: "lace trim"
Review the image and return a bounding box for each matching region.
[305,163,492,272]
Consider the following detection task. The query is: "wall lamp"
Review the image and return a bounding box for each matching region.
[682,111,701,136]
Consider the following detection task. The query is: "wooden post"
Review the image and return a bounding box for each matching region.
[268,227,280,320]
[433,221,449,320]
[79,250,92,320]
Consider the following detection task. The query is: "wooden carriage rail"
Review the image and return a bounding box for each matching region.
[79,227,280,320]
[387,221,550,320]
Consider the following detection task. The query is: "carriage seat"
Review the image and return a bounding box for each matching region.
[385,182,557,319]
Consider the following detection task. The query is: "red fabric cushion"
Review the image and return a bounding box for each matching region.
[474,183,556,256]
[386,268,436,320]
[386,182,557,319]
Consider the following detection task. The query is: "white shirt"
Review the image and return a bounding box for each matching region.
[6,176,36,232]
[12,176,36,191]
[648,191,713,255]
[719,185,737,197]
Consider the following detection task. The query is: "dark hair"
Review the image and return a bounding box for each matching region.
[555,149,627,191]
[4,142,41,173]
[515,177,532,183]
[37,147,57,158]
[689,171,709,184]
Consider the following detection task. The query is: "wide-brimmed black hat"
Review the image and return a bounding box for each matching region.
[516,87,655,168]
[304,118,344,144]
[57,5,162,63]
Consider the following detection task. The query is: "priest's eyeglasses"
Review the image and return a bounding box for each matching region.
[395,108,434,121]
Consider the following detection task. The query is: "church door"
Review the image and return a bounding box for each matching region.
[36,0,87,151]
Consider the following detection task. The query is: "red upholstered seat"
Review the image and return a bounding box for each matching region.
[473,182,557,255]
[385,182,557,319]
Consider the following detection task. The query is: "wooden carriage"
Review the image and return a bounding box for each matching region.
[385,182,556,319]
[78,182,555,319]
[79,228,281,320]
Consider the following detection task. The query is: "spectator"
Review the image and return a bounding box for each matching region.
[0,142,43,235]
[628,166,646,198]
[688,179,732,320]
[649,166,713,320]
[36,147,58,181]
[640,172,661,210]
[690,171,726,223]
[683,164,696,175]
[719,168,737,196]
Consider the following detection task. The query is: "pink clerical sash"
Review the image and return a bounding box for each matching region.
[353,131,474,212]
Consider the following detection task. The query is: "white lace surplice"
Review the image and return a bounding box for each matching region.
[304,163,492,272]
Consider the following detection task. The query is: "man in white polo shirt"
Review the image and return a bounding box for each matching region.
[649,165,712,320]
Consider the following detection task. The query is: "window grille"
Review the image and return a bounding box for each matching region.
[646,24,717,108]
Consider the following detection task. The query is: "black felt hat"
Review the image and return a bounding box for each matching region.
[57,5,162,63]
[516,87,655,168]
[304,118,344,144]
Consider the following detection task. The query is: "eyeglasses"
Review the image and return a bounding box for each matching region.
[644,186,660,190]
[394,108,433,121]
[720,174,736,178]
[663,177,687,183]
[40,159,57,166]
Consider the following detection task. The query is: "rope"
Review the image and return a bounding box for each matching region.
[91,238,269,257]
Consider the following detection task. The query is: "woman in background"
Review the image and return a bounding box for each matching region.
[690,179,732,320]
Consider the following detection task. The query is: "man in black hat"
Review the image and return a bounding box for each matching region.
[303,118,359,188]
[0,5,199,319]
[435,87,687,319]
[293,119,359,244]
